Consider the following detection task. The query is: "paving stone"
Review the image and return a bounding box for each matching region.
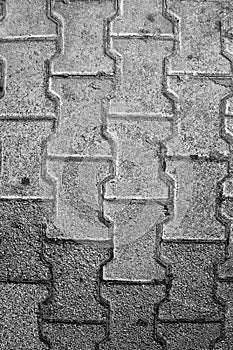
[47,76,113,240]
[159,243,225,320]
[100,283,164,349]
[52,0,114,74]
[0,0,56,37]
[167,0,233,73]
[105,117,171,199]
[103,201,166,281]
[41,322,106,350]
[47,159,111,240]
[112,0,173,35]
[1,0,233,348]
[166,76,229,157]
[49,78,113,156]
[0,41,56,117]
[0,200,50,281]
[0,283,48,350]
[215,285,233,349]
[42,240,110,322]
[109,39,173,115]
[163,159,227,240]
[0,121,53,198]
[157,322,221,350]
[217,252,233,350]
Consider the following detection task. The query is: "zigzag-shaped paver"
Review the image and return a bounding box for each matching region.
[0,0,233,349]
[0,1,57,348]
[102,0,173,282]
[157,0,233,348]
[101,0,173,347]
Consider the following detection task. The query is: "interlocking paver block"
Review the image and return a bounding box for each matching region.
[47,160,111,240]
[52,0,114,74]
[166,77,229,157]
[42,240,109,321]
[159,243,225,320]
[101,283,164,349]
[0,0,56,36]
[167,0,233,73]
[2,0,233,348]
[49,78,113,156]
[0,200,50,281]
[42,323,105,350]
[102,0,173,283]
[103,201,165,280]
[0,283,48,350]
[109,40,173,115]
[0,41,56,117]
[112,0,173,35]
[0,121,53,198]
[157,243,225,346]
[105,118,171,199]
[157,323,221,350]
[163,159,227,240]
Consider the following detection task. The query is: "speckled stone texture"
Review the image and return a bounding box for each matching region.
[1,0,233,349]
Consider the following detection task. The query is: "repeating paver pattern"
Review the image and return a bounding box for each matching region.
[0,0,233,349]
